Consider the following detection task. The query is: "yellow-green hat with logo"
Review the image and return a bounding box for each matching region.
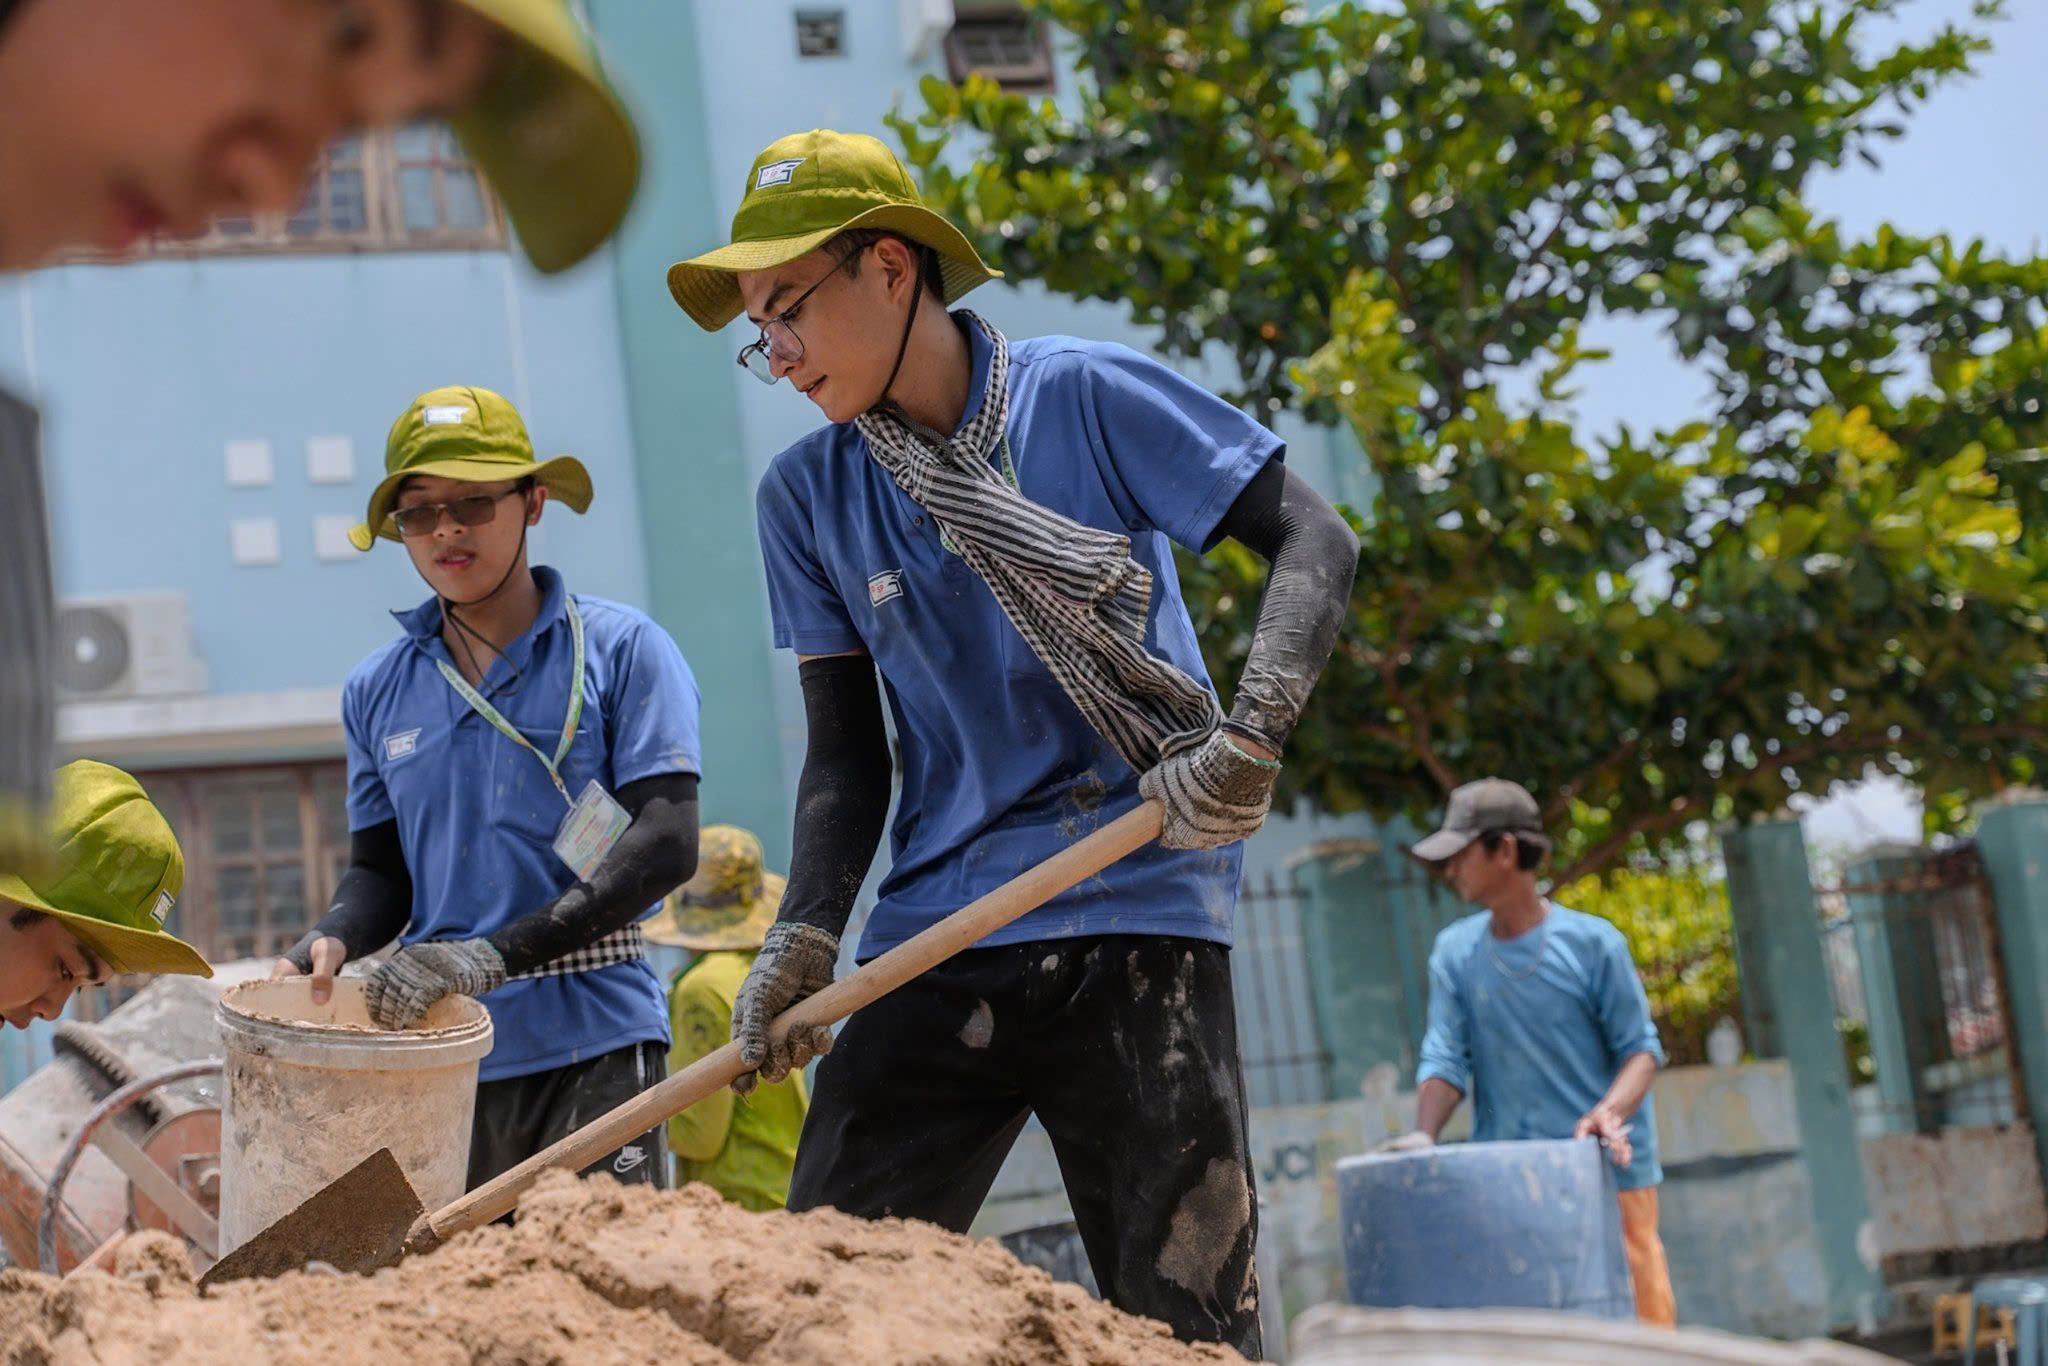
[449,0,640,275]
[350,384,593,550]
[667,129,1000,332]
[0,761,209,978]
[645,825,784,952]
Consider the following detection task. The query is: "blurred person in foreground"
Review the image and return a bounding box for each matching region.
[0,761,211,1026]
[0,0,641,877]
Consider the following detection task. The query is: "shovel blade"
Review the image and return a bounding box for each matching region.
[197,1146,425,1290]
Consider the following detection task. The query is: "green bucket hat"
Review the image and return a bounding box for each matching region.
[667,129,1000,332]
[645,825,784,952]
[450,0,640,275]
[0,761,209,978]
[350,384,593,551]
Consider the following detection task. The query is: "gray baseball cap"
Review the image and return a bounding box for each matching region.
[1411,779,1546,862]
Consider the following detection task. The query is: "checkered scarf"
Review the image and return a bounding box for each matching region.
[506,924,646,981]
[853,312,1221,773]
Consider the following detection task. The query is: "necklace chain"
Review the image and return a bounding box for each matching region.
[1487,905,1551,980]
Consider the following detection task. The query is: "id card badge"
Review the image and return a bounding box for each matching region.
[553,779,631,880]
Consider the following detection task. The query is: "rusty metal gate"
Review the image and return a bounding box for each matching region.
[1818,841,2027,1133]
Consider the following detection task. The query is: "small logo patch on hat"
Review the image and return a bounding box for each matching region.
[421,405,470,426]
[384,728,422,762]
[151,892,173,927]
[755,158,805,189]
[868,569,904,607]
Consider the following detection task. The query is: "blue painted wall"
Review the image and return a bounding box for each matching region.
[4,250,647,697]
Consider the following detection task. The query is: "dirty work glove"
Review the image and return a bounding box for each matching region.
[1375,1130,1435,1154]
[731,921,839,1096]
[364,939,506,1030]
[1138,728,1281,850]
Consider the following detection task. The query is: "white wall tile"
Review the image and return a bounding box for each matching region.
[306,435,355,485]
[224,439,273,488]
[229,517,281,566]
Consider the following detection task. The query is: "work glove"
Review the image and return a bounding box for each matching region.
[1375,1130,1435,1154]
[731,921,839,1096]
[364,938,505,1030]
[1139,727,1281,850]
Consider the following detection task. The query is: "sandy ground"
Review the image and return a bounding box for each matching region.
[0,1170,1240,1365]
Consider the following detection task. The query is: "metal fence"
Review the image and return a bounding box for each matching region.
[1818,842,2024,1131]
[1234,870,1334,1109]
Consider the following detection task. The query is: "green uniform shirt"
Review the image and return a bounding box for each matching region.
[666,949,808,1211]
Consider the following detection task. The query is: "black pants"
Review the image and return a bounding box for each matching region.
[468,1039,671,1192]
[788,936,1262,1359]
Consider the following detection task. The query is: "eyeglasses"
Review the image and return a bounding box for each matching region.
[736,246,866,385]
[388,485,527,539]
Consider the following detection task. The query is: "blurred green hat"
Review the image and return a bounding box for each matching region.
[351,384,592,550]
[646,825,784,952]
[450,0,640,274]
[668,129,999,332]
[0,761,209,978]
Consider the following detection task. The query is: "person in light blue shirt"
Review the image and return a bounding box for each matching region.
[273,385,702,1194]
[1396,777,1677,1325]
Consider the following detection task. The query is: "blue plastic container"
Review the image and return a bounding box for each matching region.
[1336,1137,1633,1319]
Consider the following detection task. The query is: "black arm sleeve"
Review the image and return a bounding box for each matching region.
[778,654,893,939]
[486,771,700,976]
[1211,458,1362,752]
[285,820,413,970]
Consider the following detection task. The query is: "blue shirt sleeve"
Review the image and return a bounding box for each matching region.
[342,673,394,831]
[1595,925,1667,1069]
[1416,933,1474,1094]
[1075,344,1285,553]
[756,460,865,656]
[602,616,704,789]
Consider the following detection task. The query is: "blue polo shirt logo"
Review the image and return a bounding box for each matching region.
[383,727,422,762]
[867,569,904,607]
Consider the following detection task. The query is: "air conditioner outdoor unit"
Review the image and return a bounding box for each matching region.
[54,592,209,702]
[901,0,953,62]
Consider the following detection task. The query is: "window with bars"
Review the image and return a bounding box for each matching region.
[102,123,503,261]
[945,4,1055,92]
[145,761,351,965]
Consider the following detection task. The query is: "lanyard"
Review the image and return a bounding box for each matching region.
[433,596,586,807]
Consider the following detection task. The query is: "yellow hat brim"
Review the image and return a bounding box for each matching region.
[666,203,1000,332]
[449,0,640,274]
[349,453,594,551]
[0,873,212,978]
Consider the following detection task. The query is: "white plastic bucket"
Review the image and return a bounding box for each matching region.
[215,978,493,1256]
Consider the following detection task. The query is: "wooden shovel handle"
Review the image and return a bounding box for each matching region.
[412,799,1164,1248]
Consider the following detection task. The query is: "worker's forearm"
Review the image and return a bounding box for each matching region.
[1414,1077,1464,1139]
[1212,459,1361,753]
[1596,1051,1660,1122]
[287,820,413,968]
[779,654,892,939]
[488,772,699,975]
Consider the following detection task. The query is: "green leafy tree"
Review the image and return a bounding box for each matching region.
[1562,862,1738,1066]
[891,0,2048,881]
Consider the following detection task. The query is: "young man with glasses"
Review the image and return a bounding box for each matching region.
[1390,778,1677,1326]
[0,0,642,882]
[271,384,702,1193]
[667,131,1360,1357]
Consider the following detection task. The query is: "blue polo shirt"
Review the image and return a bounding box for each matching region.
[1416,904,1667,1189]
[754,323,1281,959]
[343,565,701,1082]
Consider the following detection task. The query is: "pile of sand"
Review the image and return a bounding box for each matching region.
[0,1172,1240,1365]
